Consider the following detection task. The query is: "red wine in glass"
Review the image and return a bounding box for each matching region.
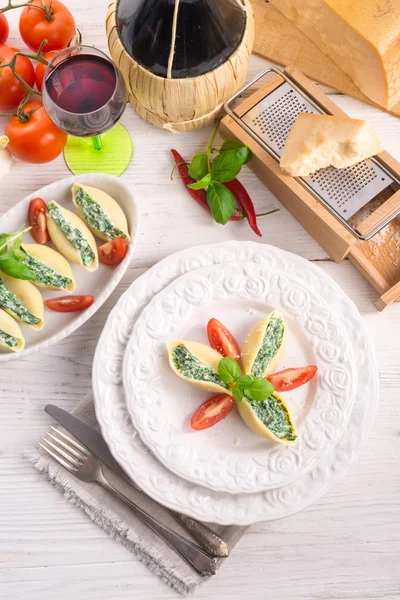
[44,49,127,138]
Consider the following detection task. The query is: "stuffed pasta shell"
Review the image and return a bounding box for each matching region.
[167,340,231,395]
[237,392,297,445]
[0,272,44,330]
[72,183,130,242]
[0,308,25,352]
[241,311,287,377]
[46,201,98,272]
[21,244,75,292]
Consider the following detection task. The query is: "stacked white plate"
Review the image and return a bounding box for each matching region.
[92,241,379,525]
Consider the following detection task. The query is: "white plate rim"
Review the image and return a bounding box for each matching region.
[122,260,357,494]
[0,173,138,362]
[93,241,379,525]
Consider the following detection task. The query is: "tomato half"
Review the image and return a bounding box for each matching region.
[0,15,9,45]
[5,102,67,164]
[267,366,318,392]
[19,0,75,52]
[98,237,128,266]
[0,45,35,111]
[28,197,50,244]
[190,394,235,431]
[207,318,241,360]
[35,50,58,92]
[46,295,95,313]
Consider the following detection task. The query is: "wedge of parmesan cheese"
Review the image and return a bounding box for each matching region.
[269,0,400,109]
[280,114,383,177]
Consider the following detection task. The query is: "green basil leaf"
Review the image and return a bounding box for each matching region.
[211,147,251,182]
[0,233,10,255]
[218,356,241,383]
[232,384,244,403]
[188,173,212,190]
[0,254,35,281]
[244,378,274,402]
[219,140,245,153]
[206,183,236,225]
[188,153,209,180]
[11,237,26,260]
[236,375,253,388]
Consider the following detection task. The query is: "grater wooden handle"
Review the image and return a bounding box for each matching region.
[374,281,400,311]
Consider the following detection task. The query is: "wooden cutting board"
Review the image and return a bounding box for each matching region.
[251,0,400,118]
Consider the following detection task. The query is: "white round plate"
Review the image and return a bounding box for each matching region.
[123,261,356,494]
[93,241,379,525]
[0,173,137,362]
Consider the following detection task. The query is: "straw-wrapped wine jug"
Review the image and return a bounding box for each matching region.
[106,0,254,132]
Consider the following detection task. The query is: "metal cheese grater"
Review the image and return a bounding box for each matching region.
[224,67,400,241]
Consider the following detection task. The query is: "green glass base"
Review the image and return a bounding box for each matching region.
[64,123,133,176]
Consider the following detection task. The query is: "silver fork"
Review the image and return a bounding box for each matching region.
[39,430,218,576]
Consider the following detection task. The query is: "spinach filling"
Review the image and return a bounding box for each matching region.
[47,202,95,267]
[172,344,229,389]
[0,279,40,325]
[22,254,72,289]
[74,187,127,240]
[251,315,285,377]
[248,395,297,441]
[0,329,19,349]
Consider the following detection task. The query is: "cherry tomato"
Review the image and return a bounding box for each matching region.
[35,50,58,92]
[0,15,9,45]
[5,102,67,164]
[19,0,75,52]
[207,318,241,360]
[28,197,50,244]
[267,365,318,392]
[98,237,128,266]
[190,394,235,431]
[46,295,95,313]
[0,45,35,111]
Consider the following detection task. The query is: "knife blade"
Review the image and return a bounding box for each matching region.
[44,404,229,558]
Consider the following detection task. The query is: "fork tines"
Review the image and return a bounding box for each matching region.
[39,427,88,472]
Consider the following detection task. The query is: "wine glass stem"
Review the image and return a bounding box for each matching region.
[91,135,103,151]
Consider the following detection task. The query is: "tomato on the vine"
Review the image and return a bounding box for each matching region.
[0,15,9,45]
[5,102,67,164]
[35,50,58,92]
[0,45,35,111]
[19,0,75,52]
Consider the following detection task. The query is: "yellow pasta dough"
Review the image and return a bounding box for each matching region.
[22,244,76,291]
[167,340,231,395]
[46,201,98,272]
[0,272,44,330]
[0,308,25,352]
[241,311,287,377]
[72,183,130,242]
[237,392,297,445]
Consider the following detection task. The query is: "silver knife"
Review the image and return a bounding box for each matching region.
[45,404,229,558]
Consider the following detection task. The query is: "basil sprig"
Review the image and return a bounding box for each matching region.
[187,122,253,224]
[0,228,35,281]
[218,357,274,403]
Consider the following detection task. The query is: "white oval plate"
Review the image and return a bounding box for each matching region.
[0,173,138,362]
[122,261,356,495]
[93,241,379,525]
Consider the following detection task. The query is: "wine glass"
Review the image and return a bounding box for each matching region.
[42,45,133,176]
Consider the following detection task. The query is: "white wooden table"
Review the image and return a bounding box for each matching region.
[1,3,399,599]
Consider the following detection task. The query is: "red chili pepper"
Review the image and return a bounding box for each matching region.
[223,178,262,237]
[171,149,242,221]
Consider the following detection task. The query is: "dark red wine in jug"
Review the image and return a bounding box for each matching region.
[116,0,246,78]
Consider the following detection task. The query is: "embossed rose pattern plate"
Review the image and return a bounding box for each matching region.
[122,261,357,494]
[93,241,379,525]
